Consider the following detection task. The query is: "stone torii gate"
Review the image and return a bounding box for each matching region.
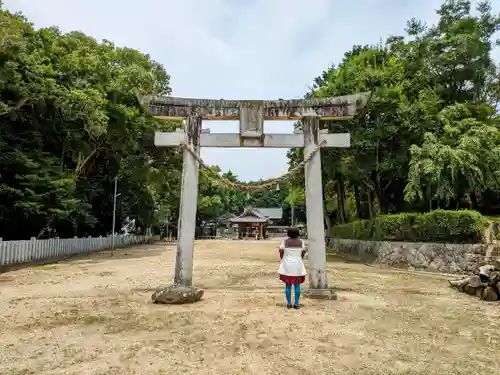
[141,94,369,304]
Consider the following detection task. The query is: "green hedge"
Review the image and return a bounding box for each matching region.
[331,210,489,244]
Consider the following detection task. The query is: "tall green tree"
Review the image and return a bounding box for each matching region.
[0,6,181,239]
[288,0,500,225]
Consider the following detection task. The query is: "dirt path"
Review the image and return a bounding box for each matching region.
[1,239,499,375]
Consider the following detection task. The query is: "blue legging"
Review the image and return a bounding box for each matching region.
[285,283,301,305]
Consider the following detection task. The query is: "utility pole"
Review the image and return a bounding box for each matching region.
[111,176,118,255]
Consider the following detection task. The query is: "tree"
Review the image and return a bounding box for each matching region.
[0,6,181,239]
[288,0,500,224]
[285,186,305,226]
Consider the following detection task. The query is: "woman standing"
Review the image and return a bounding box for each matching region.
[278,227,307,309]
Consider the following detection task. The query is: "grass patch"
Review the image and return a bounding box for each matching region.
[30,265,59,270]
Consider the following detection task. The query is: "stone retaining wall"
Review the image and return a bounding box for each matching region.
[328,239,500,274]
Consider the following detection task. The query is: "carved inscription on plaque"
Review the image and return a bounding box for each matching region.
[239,101,264,138]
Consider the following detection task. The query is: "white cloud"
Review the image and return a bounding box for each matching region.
[3,0,499,181]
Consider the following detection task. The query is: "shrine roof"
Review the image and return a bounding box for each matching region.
[218,212,237,221]
[229,217,268,223]
[254,208,282,219]
[229,207,269,223]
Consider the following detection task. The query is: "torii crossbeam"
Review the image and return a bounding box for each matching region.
[141,93,370,304]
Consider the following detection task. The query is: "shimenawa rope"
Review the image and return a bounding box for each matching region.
[180,140,326,191]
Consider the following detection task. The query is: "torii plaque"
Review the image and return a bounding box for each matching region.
[141,93,370,303]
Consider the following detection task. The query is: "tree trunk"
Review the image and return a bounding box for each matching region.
[339,177,347,222]
[367,188,374,219]
[336,177,346,224]
[323,204,332,234]
[427,184,433,211]
[354,185,365,219]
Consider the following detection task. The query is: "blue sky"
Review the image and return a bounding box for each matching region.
[4,0,499,181]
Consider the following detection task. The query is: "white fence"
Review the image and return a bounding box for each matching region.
[0,235,154,267]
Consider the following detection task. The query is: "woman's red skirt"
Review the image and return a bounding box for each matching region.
[279,274,306,284]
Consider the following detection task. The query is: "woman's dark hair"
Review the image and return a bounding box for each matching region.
[287,227,300,239]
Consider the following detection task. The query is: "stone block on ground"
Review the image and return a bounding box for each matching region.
[303,288,338,300]
[463,285,481,296]
[448,278,468,291]
[151,285,204,304]
[448,263,500,302]
[468,275,483,288]
[496,281,500,292]
[482,286,498,301]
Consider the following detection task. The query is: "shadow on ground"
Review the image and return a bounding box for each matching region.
[64,243,174,265]
[326,250,377,264]
[0,242,175,273]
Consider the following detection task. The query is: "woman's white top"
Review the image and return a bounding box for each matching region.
[278,238,307,277]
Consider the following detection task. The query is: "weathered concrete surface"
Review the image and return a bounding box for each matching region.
[140,93,370,120]
[303,117,329,291]
[155,132,351,148]
[329,238,499,274]
[173,114,202,286]
[152,285,204,304]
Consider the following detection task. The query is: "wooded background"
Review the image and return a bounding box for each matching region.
[1,0,500,240]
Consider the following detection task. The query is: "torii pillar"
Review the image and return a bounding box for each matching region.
[141,94,369,304]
